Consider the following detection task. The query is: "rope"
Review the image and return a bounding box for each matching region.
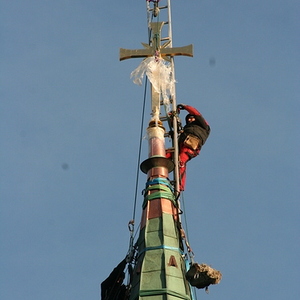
[181,194,198,300]
[131,1,154,235]
[127,2,154,262]
[125,79,148,280]
[180,192,195,263]
[131,78,148,225]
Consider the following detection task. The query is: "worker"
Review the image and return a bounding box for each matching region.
[175,104,210,191]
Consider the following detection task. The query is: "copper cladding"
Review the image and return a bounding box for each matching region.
[148,136,166,157]
[147,166,169,178]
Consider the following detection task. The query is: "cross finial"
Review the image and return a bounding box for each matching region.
[120,21,193,125]
[120,22,193,61]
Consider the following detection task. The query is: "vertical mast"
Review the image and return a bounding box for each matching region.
[120,1,194,299]
[120,0,193,195]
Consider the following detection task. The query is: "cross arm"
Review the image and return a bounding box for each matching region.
[119,48,154,61]
[120,44,193,61]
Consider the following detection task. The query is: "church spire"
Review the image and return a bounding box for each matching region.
[120,1,194,299]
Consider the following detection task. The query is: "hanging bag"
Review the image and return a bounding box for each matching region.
[186,263,222,289]
[183,134,200,150]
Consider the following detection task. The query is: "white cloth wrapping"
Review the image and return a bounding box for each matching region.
[131,57,176,108]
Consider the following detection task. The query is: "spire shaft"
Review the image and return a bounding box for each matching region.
[120,1,194,299]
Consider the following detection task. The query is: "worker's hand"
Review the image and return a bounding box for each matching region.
[177,104,185,110]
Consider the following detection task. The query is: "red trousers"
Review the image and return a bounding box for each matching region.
[166,145,200,191]
[178,145,200,191]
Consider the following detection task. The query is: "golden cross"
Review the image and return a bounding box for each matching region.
[120,22,193,124]
[120,22,193,61]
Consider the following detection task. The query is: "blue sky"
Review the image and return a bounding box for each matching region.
[1,0,299,299]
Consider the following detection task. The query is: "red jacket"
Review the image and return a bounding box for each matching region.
[179,105,210,146]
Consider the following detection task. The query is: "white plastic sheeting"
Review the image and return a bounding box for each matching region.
[147,126,165,141]
[131,57,176,121]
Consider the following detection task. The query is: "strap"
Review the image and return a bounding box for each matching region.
[138,244,183,257]
[146,178,173,191]
[142,191,176,208]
